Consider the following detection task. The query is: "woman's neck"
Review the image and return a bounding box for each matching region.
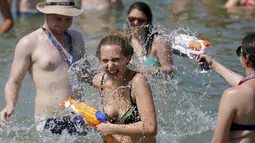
[245,68,255,76]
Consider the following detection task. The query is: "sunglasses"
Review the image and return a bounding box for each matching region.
[236,46,247,57]
[127,16,147,24]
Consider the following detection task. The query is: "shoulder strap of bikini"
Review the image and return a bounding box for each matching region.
[129,72,138,105]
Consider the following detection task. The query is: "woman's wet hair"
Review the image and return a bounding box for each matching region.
[127,2,153,24]
[242,33,255,68]
[96,32,134,58]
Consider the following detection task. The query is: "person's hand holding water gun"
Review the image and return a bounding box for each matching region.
[96,122,114,136]
[62,98,113,142]
[196,54,245,87]
[196,54,213,69]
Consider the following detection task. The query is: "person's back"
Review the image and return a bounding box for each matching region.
[228,80,255,143]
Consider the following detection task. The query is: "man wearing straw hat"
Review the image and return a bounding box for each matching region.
[0,0,88,135]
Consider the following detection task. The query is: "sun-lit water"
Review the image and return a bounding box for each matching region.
[0,0,254,142]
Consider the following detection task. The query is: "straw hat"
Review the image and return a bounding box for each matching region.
[36,0,83,17]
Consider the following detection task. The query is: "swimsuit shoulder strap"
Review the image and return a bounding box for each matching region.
[144,32,158,56]
[129,72,138,105]
[100,73,106,97]
[238,73,255,85]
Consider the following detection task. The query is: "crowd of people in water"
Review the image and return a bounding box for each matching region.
[1,0,255,143]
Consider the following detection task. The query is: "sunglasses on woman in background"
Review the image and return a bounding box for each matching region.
[127,16,147,25]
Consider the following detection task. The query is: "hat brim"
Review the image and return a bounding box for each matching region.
[36,2,83,17]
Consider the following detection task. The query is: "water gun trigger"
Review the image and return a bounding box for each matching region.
[96,111,107,123]
[71,112,85,124]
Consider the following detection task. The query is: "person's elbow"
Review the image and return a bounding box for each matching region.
[211,137,226,143]
[211,133,228,143]
[145,122,157,136]
[5,77,22,89]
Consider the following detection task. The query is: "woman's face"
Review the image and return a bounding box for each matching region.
[127,9,149,30]
[100,45,129,79]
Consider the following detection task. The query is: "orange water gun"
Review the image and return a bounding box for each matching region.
[62,97,112,142]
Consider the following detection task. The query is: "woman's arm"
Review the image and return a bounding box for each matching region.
[154,36,173,73]
[211,88,236,143]
[198,54,243,87]
[0,0,13,34]
[97,74,157,136]
[112,74,157,135]
[139,36,173,74]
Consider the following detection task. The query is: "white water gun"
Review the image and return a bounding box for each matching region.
[170,33,210,73]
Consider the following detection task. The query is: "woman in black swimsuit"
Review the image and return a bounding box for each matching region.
[197,33,255,143]
[93,33,157,143]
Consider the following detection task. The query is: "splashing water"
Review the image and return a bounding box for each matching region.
[65,24,216,143]
[0,24,215,143]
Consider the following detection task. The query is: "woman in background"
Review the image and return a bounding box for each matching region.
[125,2,173,73]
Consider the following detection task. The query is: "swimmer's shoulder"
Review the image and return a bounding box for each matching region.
[15,28,43,52]
[132,72,148,85]
[153,34,168,44]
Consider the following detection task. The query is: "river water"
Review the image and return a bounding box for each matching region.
[0,0,253,142]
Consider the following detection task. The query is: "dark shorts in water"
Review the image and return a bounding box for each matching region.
[43,117,89,136]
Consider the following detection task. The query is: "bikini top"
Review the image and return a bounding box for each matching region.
[142,32,160,67]
[99,73,141,124]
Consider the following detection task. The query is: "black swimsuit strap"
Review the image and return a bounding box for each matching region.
[129,72,137,105]
[100,73,105,97]
[144,32,158,56]
[99,73,106,105]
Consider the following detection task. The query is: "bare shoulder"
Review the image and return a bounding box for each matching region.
[15,28,42,53]
[221,86,246,105]
[93,73,104,88]
[153,35,167,44]
[153,34,171,50]
[132,73,148,85]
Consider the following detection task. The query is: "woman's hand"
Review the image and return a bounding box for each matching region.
[196,54,213,67]
[96,122,113,136]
